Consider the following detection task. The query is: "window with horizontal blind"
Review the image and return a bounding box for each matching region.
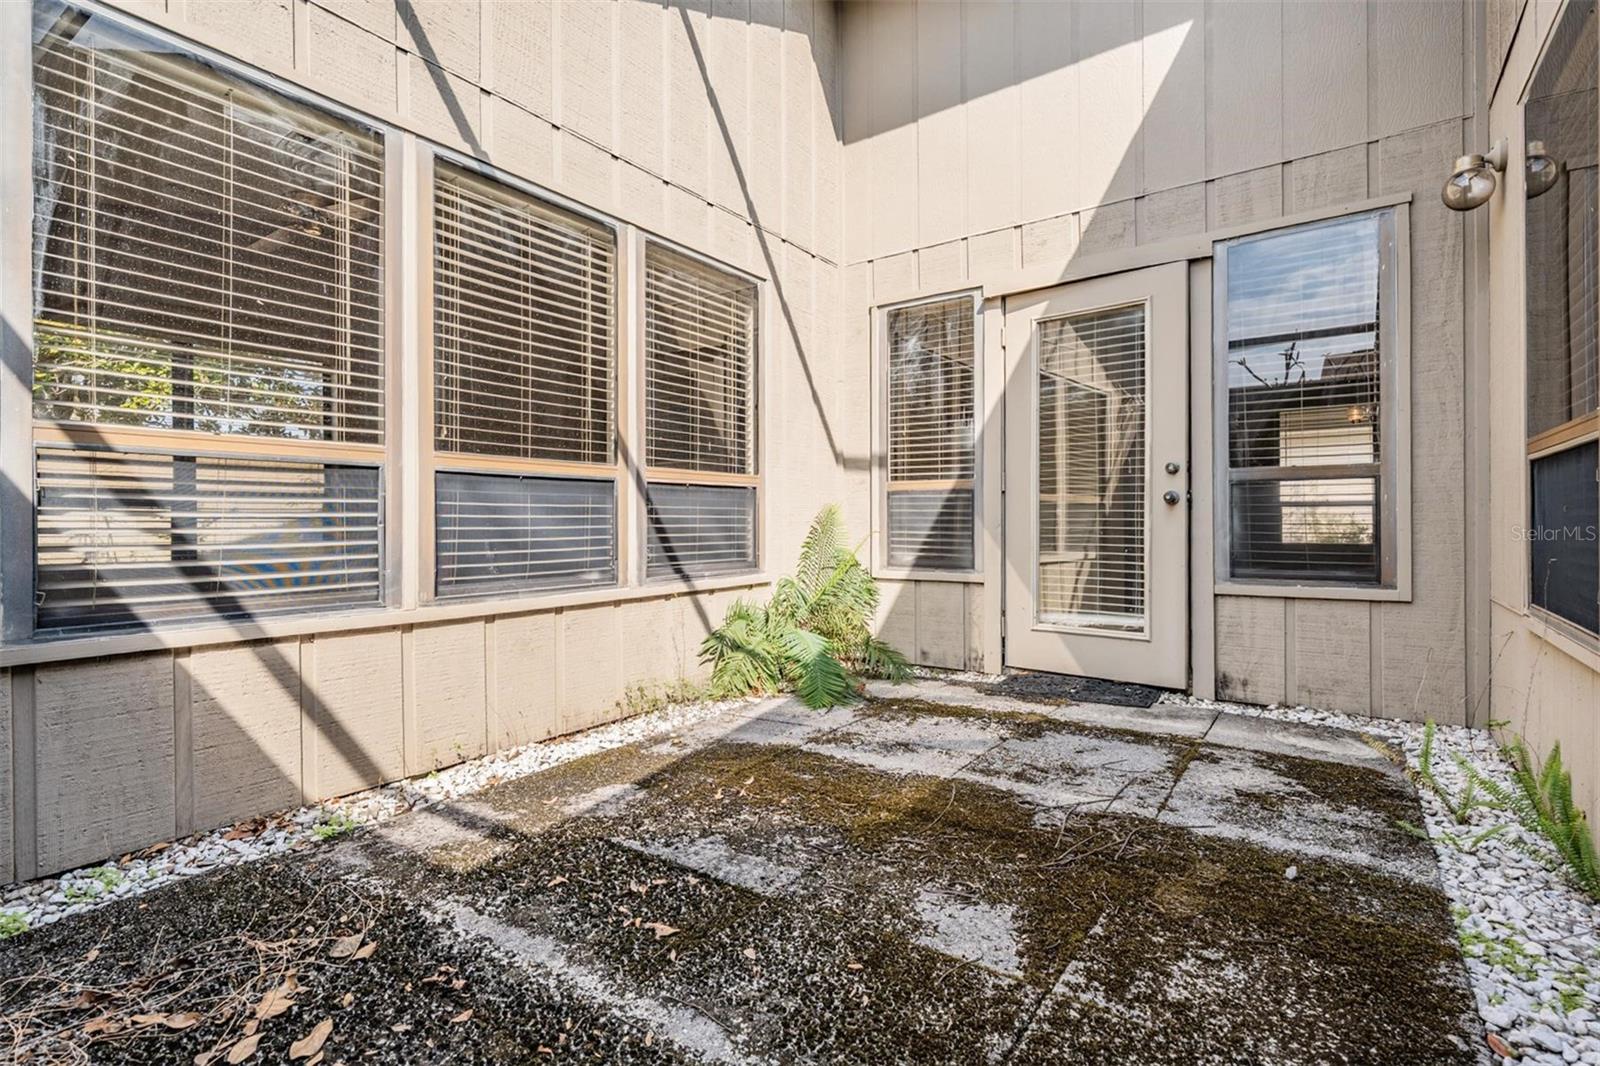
[431,162,617,598]
[1525,0,1600,638]
[884,295,976,571]
[643,244,759,579]
[1216,209,1402,587]
[30,3,387,634]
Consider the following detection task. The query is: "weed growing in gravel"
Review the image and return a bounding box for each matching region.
[1415,721,1496,825]
[1465,739,1600,901]
[311,810,359,841]
[0,910,28,939]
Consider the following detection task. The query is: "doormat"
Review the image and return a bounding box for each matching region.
[952,671,1168,709]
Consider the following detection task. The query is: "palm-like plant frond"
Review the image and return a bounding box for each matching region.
[698,506,910,708]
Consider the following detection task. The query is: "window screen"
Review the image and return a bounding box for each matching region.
[35,446,382,633]
[885,296,976,570]
[1218,210,1397,586]
[30,4,386,634]
[1525,0,1598,438]
[435,471,616,597]
[643,244,758,579]
[433,164,614,464]
[1525,1,1600,638]
[1529,442,1599,635]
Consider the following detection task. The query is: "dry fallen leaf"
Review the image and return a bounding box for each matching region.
[845,961,863,971]
[390,1023,412,1034]
[82,1017,122,1037]
[255,984,296,1021]
[306,1054,324,1066]
[546,875,568,887]
[645,923,679,939]
[352,942,377,961]
[226,1033,262,1064]
[449,1009,474,1025]
[339,992,355,1009]
[84,947,100,963]
[194,1050,220,1066]
[165,1013,202,1030]
[449,977,466,991]
[742,947,757,960]
[288,1017,333,1060]
[131,1013,167,1026]
[328,934,363,959]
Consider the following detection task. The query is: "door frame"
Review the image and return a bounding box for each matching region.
[1000,261,1191,689]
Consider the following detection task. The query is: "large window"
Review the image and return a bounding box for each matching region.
[642,244,759,579]
[431,163,617,597]
[30,5,385,632]
[1216,210,1402,588]
[884,295,977,571]
[1525,0,1600,637]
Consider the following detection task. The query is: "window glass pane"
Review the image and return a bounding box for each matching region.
[885,296,975,570]
[1529,441,1599,635]
[435,471,616,597]
[1229,477,1379,581]
[645,483,756,579]
[1225,214,1383,472]
[1220,211,1390,586]
[887,489,974,570]
[644,246,757,474]
[35,446,382,632]
[433,165,614,464]
[1037,304,1146,632]
[887,298,974,480]
[32,5,385,444]
[1525,0,1598,436]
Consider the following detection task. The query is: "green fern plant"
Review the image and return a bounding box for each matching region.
[700,505,911,708]
[1465,738,1600,900]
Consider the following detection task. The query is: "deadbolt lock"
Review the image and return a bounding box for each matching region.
[1165,461,1181,475]
[1163,490,1181,505]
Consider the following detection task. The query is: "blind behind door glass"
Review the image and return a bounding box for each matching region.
[1037,304,1146,632]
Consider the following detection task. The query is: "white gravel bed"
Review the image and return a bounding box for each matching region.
[1167,694,1600,1066]
[0,695,754,941]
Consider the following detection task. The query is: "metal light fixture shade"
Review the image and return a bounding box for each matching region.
[1442,154,1498,211]
[1441,139,1508,211]
[1525,140,1561,200]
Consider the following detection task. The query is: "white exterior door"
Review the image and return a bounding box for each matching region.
[1003,263,1189,688]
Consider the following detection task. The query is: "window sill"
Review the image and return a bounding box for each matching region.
[0,571,772,669]
[1213,580,1412,603]
[872,567,984,584]
[1526,607,1600,674]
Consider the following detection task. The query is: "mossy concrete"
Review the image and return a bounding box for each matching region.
[0,685,1485,1064]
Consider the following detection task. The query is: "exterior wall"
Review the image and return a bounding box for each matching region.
[0,0,847,880]
[1486,0,1600,836]
[843,0,1480,721]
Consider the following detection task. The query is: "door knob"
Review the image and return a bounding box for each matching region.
[1163,490,1181,505]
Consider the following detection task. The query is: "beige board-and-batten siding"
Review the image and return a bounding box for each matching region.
[842,0,1476,722]
[1,584,756,883]
[1485,0,1600,850]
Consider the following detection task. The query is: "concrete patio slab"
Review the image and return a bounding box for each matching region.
[0,693,1484,1065]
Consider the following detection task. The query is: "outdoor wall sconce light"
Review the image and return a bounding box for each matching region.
[1441,139,1508,211]
[1524,140,1561,200]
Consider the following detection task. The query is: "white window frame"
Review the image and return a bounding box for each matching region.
[1212,206,1413,602]
[871,289,984,582]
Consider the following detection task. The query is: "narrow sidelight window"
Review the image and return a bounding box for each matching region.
[884,295,977,571]
[431,163,617,597]
[642,244,759,579]
[1524,0,1600,637]
[30,4,386,632]
[1216,209,1402,588]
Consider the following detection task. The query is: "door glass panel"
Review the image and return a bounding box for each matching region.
[1037,304,1147,632]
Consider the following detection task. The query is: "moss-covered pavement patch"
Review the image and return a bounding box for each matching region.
[0,686,1485,1064]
